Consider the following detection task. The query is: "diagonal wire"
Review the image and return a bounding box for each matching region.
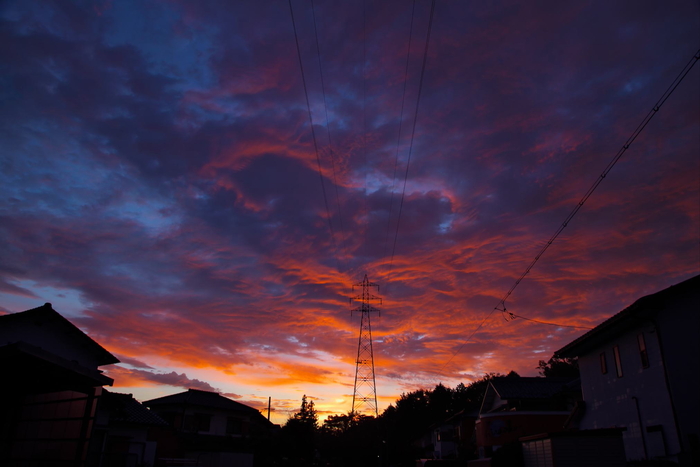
[440,48,700,374]
[493,48,700,317]
[386,0,436,287]
[362,0,369,267]
[502,310,593,330]
[310,0,348,269]
[382,0,417,262]
[288,0,344,273]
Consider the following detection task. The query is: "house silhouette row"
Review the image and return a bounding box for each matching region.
[420,275,699,467]
[1,274,698,466]
[0,303,275,467]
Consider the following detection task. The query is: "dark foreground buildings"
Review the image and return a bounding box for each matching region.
[0,303,119,466]
[0,303,274,467]
[556,275,699,466]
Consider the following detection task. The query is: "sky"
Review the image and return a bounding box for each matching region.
[1,0,698,424]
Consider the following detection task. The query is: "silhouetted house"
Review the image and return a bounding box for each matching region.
[429,409,479,460]
[87,390,172,467]
[474,376,579,459]
[556,275,700,466]
[144,388,275,467]
[0,303,119,466]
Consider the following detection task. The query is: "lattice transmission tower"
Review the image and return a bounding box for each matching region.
[350,274,382,417]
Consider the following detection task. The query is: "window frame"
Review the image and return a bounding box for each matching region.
[600,352,608,374]
[613,345,623,378]
[638,333,650,369]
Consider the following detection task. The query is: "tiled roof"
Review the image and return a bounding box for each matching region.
[0,303,119,366]
[102,390,169,426]
[490,376,576,400]
[144,388,262,416]
[556,275,699,358]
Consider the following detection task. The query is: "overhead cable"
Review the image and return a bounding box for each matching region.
[310,0,348,269]
[441,47,700,373]
[289,0,344,273]
[386,0,436,286]
[382,0,417,263]
[494,48,700,317]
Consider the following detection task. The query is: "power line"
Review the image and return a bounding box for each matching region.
[382,0,417,263]
[310,0,348,269]
[386,0,436,286]
[288,0,344,273]
[493,48,700,316]
[441,47,700,373]
[362,0,369,266]
[501,308,593,330]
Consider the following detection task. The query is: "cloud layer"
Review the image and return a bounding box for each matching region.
[1,0,698,422]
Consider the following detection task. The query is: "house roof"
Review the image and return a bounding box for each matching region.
[0,303,119,366]
[490,376,577,400]
[555,275,699,358]
[0,340,114,391]
[101,390,169,426]
[144,388,263,416]
[480,376,577,415]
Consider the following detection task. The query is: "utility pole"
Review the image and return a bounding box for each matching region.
[350,274,381,417]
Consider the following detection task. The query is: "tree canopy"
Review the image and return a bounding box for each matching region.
[536,356,579,378]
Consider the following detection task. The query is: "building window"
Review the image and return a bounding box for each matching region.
[226,416,242,435]
[184,413,211,432]
[638,333,649,369]
[600,352,608,374]
[196,413,211,432]
[613,345,623,377]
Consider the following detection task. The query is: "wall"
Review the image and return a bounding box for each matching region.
[654,287,700,466]
[578,321,680,461]
[522,432,626,467]
[476,412,569,447]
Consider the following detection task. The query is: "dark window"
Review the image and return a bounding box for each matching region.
[226,417,242,435]
[613,345,623,377]
[184,413,211,432]
[195,413,211,432]
[638,333,649,368]
[600,352,608,374]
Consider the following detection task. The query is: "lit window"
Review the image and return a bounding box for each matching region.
[638,334,649,369]
[613,345,623,377]
[600,352,608,374]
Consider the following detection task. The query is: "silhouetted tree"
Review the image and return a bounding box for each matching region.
[453,372,506,413]
[537,356,579,378]
[321,412,351,435]
[280,395,319,465]
[292,394,318,427]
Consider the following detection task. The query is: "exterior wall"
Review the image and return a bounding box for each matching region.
[8,388,100,466]
[92,426,157,467]
[654,288,700,466]
[185,450,253,467]
[522,433,626,467]
[150,403,250,437]
[432,424,458,459]
[476,412,569,448]
[522,438,553,467]
[578,321,680,461]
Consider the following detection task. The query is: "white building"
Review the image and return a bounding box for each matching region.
[556,275,699,466]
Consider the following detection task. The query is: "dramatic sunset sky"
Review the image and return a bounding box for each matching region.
[1,1,698,424]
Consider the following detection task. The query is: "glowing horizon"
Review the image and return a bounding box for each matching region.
[1,0,698,426]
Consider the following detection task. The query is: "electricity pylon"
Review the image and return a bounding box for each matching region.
[350,274,381,417]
